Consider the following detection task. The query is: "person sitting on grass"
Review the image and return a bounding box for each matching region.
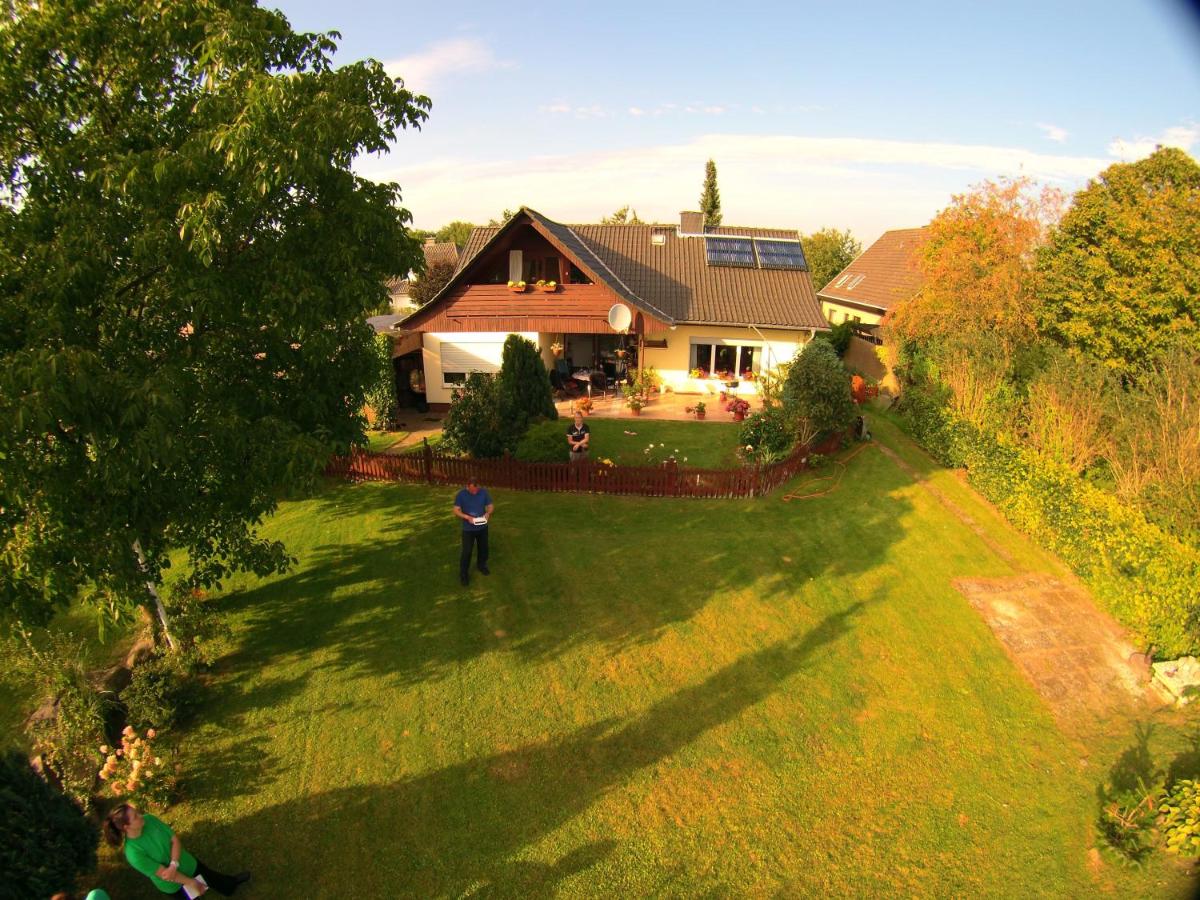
[566,411,590,462]
[103,803,250,897]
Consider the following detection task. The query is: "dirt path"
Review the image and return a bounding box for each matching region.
[873,432,1166,728]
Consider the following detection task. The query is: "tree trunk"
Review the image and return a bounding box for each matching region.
[132,540,176,652]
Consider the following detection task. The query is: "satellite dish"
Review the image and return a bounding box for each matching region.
[607,303,633,332]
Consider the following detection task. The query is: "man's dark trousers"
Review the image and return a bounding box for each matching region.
[461,527,489,579]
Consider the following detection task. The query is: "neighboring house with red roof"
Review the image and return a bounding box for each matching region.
[396,207,830,407]
[817,227,928,391]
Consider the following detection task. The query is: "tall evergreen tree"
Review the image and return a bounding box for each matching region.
[700,160,723,227]
[497,335,557,441]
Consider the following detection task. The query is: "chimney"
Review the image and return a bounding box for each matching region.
[680,211,704,234]
[424,237,436,245]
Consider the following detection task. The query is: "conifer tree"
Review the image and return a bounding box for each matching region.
[700,159,723,227]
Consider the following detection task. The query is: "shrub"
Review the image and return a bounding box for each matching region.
[1097,783,1159,865]
[2,628,110,807]
[441,372,505,458]
[1161,779,1200,857]
[782,341,856,446]
[514,419,568,463]
[814,320,853,356]
[0,750,98,898]
[164,584,230,670]
[496,335,556,439]
[739,407,794,459]
[97,726,175,810]
[898,393,1200,657]
[363,333,400,430]
[121,653,201,732]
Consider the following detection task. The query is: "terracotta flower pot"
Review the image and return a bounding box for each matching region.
[733,411,745,422]
[696,411,706,420]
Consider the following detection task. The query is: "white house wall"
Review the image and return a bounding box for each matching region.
[421,332,539,405]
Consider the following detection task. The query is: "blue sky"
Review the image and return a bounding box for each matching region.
[272,0,1200,243]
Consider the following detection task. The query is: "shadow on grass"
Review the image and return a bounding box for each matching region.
[211,444,910,691]
[1094,721,1200,871]
[189,598,875,897]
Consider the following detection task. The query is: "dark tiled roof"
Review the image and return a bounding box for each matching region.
[818,227,929,312]
[454,210,827,331]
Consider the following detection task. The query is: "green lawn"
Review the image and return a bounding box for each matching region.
[365,430,409,453]
[526,416,743,468]
[72,422,1198,897]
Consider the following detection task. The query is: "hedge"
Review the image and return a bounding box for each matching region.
[899,389,1200,657]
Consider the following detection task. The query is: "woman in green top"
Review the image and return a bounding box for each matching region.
[103,804,250,896]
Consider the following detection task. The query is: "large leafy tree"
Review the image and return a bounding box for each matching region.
[434,221,475,248]
[1037,147,1200,375]
[699,159,722,227]
[0,0,429,637]
[885,177,1062,357]
[801,227,862,293]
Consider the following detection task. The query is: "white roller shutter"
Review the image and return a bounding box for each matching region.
[440,341,503,380]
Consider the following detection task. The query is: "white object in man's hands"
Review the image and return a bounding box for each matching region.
[183,874,208,898]
[472,516,488,526]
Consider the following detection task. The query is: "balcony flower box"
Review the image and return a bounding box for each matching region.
[507,280,527,293]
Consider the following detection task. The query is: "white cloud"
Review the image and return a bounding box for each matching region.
[383,39,512,93]
[629,106,646,117]
[1108,124,1198,160]
[363,132,1118,245]
[1036,122,1068,143]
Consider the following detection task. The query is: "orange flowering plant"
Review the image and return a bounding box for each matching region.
[98,726,175,809]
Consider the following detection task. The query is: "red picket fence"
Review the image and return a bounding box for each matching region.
[325,431,848,500]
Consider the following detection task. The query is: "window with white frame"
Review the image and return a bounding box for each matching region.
[690,339,763,380]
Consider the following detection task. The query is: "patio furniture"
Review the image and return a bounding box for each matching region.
[590,370,615,399]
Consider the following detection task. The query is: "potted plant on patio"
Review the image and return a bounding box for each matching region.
[728,397,750,422]
[685,400,707,420]
[574,395,593,416]
[625,394,646,415]
[507,280,527,293]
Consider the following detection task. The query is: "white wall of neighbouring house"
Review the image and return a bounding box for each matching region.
[640,325,813,396]
[421,332,540,405]
[818,299,885,327]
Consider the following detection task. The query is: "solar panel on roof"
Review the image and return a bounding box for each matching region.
[704,236,756,268]
[754,239,807,270]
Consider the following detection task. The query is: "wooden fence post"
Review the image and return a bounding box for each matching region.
[422,437,433,485]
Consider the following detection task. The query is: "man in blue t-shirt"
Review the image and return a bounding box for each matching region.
[453,476,494,585]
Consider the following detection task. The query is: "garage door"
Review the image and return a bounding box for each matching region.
[440,340,503,385]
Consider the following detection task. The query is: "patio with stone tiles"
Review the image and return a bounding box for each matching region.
[554,389,763,423]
